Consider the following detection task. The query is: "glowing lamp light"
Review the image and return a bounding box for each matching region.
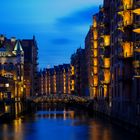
[94,41,98,49]
[93,49,98,57]
[93,67,98,74]
[104,58,110,68]
[93,30,98,40]
[133,8,140,15]
[104,70,111,84]
[122,42,133,57]
[93,76,98,86]
[133,28,140,34]
[5,83,9,87]
[93,16,97,28]
[104,35,110,46]
[122,0,133,9]
[93,58,98,66]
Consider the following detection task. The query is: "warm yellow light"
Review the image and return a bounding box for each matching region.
[122,42,133,57]
[93,58,98,66]
[104,85,108,97]
[93,67,98,74]
[71,80,74,85]
[133,8,140,15]
[133,61,140,68]
[5,105,10,113]
[93,49,98,57]
[93,41,98,49]
[93,16,97,28]
[104,58,110,68]
[93,76,98,86]
[93,30,98,40]
[104,35,110,46]
[64,86,66,93]
[104,70,110,84]
[118,11,133,26]
[21,87,23,92]
[71,66,74,75]
[133,28,140,33]
[122,0,133,10]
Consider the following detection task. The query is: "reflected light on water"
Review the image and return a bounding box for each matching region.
[35,109,75,120]
[13,118,23,140]
[0,104,139,140]
[89,122,112,140]
[15,102,22,116]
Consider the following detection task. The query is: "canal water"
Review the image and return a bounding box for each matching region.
[0,103,139,140]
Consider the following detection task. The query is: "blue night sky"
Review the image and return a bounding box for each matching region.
[0,0,102,68]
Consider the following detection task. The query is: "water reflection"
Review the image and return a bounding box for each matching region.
[0,103,139,140]
[1,118,23,140]
[15,102,22,116]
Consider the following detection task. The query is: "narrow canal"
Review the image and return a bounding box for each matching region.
[0,103,139,140]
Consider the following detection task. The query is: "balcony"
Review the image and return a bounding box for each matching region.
[133,21,140,33]
[118,11,133,28]
[133,60,140,68]
[118,42,134,59]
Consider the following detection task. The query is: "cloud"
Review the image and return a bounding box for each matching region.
[56,6,98,27]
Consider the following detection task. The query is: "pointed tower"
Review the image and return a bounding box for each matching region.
[13,40,24,100]
[13,40,24,55]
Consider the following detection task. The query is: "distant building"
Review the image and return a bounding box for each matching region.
[71,48,87,96]
[21,36,38,97]
[39,64,71,95]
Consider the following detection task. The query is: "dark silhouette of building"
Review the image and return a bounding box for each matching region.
[21,36,38,97]
[71,48,87,96]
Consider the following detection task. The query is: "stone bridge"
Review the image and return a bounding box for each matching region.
[30,94,90,104]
